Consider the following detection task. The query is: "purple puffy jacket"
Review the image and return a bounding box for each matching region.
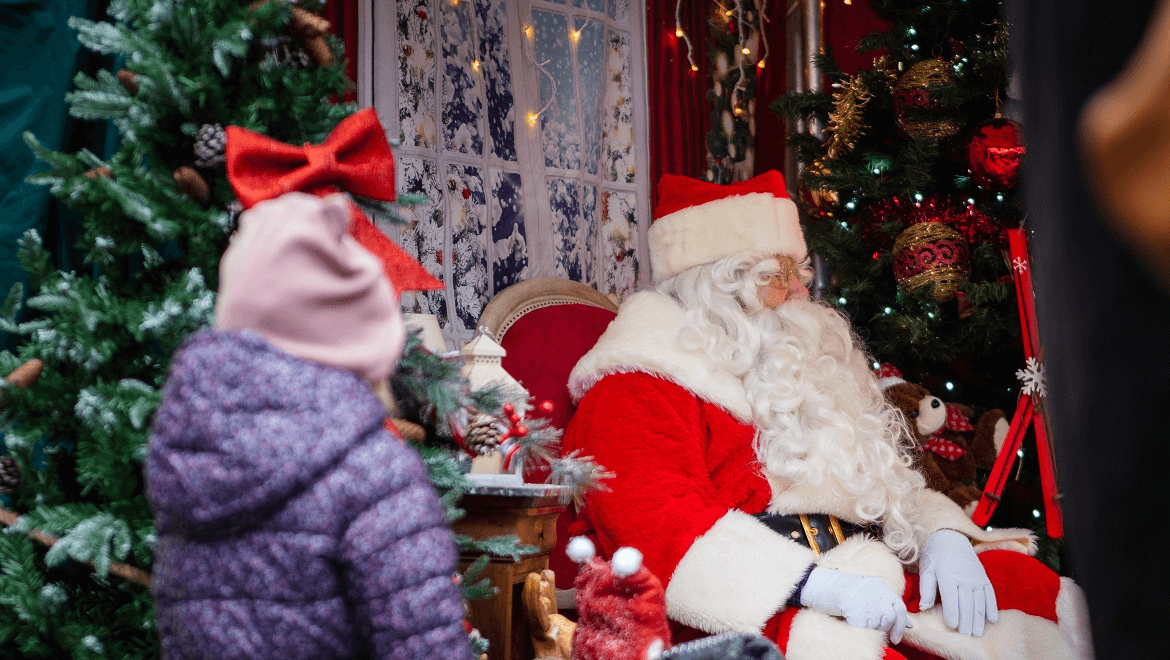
[146,329,472,660]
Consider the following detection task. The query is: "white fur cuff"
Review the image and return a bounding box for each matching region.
[664,510,816,634]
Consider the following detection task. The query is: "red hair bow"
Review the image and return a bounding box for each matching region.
[224,108,441,295]
[226,107,395,208]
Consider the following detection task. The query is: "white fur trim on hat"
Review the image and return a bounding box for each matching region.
[649,192,804,281]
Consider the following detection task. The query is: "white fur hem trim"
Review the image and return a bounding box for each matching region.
[914,489,1037,555]
[664,510,815,634]
[813,536,905,598]
[649,193,804,281]
[1055,577,1095,660]
[785,609,887,660]
[906,605,1075,660]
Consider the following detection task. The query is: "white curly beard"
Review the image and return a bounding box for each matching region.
[660,252,926,561]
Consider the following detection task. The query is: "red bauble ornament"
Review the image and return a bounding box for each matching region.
[462,188,471,199]
[968,118,1025,190]
[417,8,427,20]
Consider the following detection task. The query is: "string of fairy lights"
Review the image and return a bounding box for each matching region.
[675,0,772,116]
[517,9,596,129]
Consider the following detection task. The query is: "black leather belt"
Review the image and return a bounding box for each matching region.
[754,512,878,555]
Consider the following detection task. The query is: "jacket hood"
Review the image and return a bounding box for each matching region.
[146,329,387,536]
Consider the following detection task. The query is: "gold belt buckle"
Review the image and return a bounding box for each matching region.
[799,514,848,556]
[828,515,846,544]
[798,514,821,555]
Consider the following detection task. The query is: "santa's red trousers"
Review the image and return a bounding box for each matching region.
[672,550,1061,659]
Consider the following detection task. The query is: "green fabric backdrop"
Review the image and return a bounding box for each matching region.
[1,0,113,352]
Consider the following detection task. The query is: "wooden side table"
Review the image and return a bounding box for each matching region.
[452,484,567,660]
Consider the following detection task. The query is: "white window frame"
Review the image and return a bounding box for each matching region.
[357,0,651,346]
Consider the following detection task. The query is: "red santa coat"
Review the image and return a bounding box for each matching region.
[564,290,1094,660]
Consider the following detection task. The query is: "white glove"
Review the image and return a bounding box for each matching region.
[798,567,910,644]
[918,529,998,636]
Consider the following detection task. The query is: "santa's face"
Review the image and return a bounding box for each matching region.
[758,255,810,309]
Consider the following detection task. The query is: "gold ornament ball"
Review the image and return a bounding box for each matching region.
[892,60,963,139]
[892,221,970,301]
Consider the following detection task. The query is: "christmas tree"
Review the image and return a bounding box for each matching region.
[0,0,603,656]
[772,1,1058,568]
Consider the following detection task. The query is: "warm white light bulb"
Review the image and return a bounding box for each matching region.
[741,47,750,55]
[756,59,766,69]
[675,28,684,37]
[527,112,539,126]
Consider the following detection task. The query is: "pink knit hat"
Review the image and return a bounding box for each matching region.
[215,192,405,382]
[649,170,804,281]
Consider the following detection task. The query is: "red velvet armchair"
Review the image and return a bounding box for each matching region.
[478,278,619,592]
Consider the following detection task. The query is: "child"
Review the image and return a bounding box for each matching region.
[146,192,472,660]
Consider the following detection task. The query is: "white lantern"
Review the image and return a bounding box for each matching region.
[460,332,529,485]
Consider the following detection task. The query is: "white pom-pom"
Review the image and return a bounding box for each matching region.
[611,547,643,577]
[645,638,666,660]
[566,536,595,563]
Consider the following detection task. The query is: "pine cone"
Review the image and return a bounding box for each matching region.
[0,456,20,495]
[116,69,139,95]
[174,166,210,205]
[193,123,227,168]
[464,412,503,455]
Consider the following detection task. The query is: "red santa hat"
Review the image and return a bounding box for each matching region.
[649,170,804,281]
[568,537,671,660]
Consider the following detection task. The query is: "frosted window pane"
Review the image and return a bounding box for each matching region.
[397,4,437,148]
[448,165,488,330]
[400,157,447,323]
[479,0,517,161]
[533,10,581,170]
[582,183,598,286]
[572,0,605,11]
[549,178,582,281]
[610,0,628,24]
[577,18,604,176]
[600,190,638,300]
[601,28,635,183]
[492,171,529,291]
[441,2,483,155]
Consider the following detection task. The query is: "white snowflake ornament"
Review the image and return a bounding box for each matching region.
[1016,357,1046,398]
[1012,256,1029,274]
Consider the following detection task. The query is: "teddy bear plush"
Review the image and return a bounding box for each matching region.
[882,380,1008,510]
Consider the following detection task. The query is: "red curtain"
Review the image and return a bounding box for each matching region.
[825,1,893,75]
[753,0,790,178]
[646,0,712,209]
[321,0,359,103]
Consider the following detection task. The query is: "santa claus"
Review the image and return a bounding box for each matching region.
[561,171,1093,660]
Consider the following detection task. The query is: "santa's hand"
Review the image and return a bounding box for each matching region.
[918,529,998,636]
[798,567,910,644]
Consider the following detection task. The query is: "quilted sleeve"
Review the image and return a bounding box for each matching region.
[339,431,474,660]
[562,372,816,635]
